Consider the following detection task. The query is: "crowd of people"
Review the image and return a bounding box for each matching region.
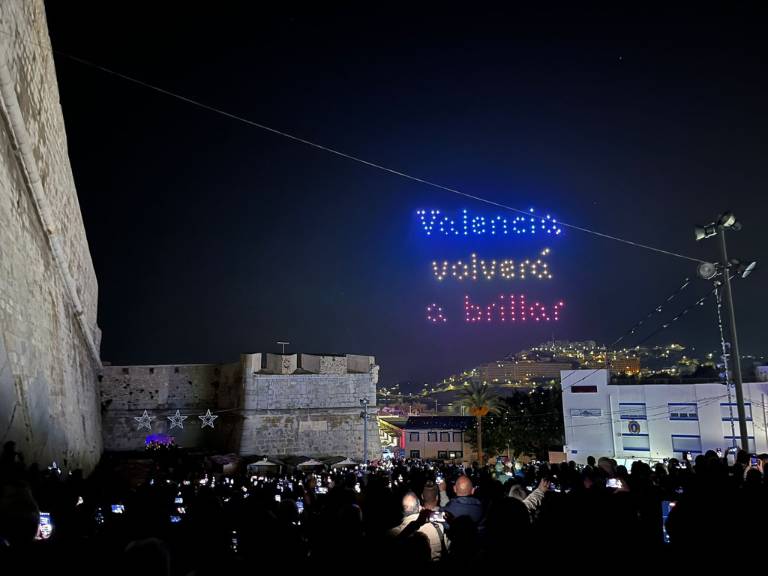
[1,440,766,572]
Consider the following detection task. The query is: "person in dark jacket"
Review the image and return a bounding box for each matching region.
[444,476,483,525]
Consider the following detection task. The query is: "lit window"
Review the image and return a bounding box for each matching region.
[671,435,702,453]
[621,434,650,451]
[570,408,601,417]
[669,404,698,421]
[619,403,647,420]
[723,436,756,452]
[721,403,752,421]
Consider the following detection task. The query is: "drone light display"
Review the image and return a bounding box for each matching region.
[464,295,564,323]
[419,208,565,327]
[423,296,564,323]
[426,303,447,323]
[432,248,553,281]
[417,208,562,236]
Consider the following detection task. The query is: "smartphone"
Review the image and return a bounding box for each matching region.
[274,494,282,503]
[170,515,182,523]
[296,500,304,514]
[436,474,444,484]
[430,511,445,523]
[354,483,361,494]
[661,500,675,544]
[38,512,53,539]
[316,486,328,495]
[111,504,125,514]
[174,496,183,504]
[606,478,622,489]
[751,456,760,467]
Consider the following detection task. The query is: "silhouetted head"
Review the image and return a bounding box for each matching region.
[0,481,40,547]
[454,475,474,497]
[123,538,171,576]
[402,491,421,516]
[422,482,438,510]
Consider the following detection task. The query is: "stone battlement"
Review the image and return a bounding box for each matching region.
[242,353,377,376]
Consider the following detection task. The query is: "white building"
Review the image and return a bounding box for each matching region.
[561,370,768,464]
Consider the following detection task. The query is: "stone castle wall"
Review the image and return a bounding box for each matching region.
[99,353,381,460]
[99,362,242,451]
[0,1,102,472]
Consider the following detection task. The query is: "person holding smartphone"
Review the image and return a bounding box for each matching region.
[0,482,41,549]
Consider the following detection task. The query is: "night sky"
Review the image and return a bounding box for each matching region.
[44,3,768,387]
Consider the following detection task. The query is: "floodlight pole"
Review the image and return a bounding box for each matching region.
[360,398,370,463]
[718,226,749,451]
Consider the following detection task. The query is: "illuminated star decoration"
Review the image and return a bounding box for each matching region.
[198,409,218,429]
[167,409,188,430]
[134,410,155,431]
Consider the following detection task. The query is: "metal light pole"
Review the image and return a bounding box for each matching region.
[360,397,369,463]
[714,286,736,448]
[717,227,749,450]
[277,341,290,354]
[695,212,755,452]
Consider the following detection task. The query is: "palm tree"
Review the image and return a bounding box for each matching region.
[458,381,501,465]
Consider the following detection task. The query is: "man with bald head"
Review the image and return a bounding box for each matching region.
[443,475,483,525]
[389,491,447,561]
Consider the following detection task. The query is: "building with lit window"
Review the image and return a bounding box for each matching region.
[475,359,575,384]
[401,416,474,460]
[561,369,768,464]
[609,357,641,375]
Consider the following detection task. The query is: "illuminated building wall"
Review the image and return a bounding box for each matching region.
[562,369,768,464]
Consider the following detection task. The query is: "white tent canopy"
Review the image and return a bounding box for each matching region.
[297,458,324,468]
[247,458,279,474]
[331,457,357,468]
[251,457,278,466]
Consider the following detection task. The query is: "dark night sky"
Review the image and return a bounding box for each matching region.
[44,3,768,387]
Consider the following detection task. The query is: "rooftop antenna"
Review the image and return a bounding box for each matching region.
[277,341,290,354]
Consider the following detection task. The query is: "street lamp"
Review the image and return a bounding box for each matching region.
[695,212,757,451]
[360,397,370,464]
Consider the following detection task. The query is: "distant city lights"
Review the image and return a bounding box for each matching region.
[417,208,562,237]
